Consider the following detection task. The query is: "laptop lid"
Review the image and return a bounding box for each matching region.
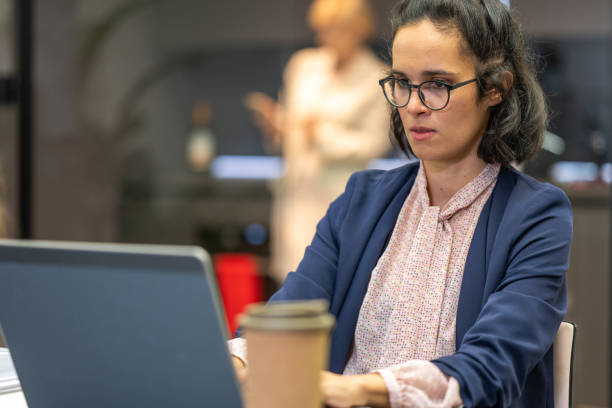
[0,240,243,408]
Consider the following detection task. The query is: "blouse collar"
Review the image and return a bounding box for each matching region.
[415,161,501,221]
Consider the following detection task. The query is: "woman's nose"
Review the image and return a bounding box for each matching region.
[404,90,430,116]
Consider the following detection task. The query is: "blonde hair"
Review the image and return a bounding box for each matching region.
[307,0,375,39]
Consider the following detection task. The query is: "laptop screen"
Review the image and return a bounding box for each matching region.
[0,240,243,408]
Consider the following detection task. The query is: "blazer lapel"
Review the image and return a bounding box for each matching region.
[456,168,514,346]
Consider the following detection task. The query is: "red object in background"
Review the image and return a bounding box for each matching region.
[214,253,263,335]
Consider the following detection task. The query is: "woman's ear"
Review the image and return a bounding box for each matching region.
[486,70,514,107]
[486,89,503,107]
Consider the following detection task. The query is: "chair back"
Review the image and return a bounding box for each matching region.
[554,321,576,408]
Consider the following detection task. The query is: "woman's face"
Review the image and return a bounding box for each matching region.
[314,21,364,60]
[392,19,500,167]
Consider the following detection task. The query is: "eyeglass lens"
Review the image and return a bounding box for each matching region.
[384,80,449,110]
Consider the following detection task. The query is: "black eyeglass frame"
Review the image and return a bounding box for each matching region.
[378,77,479,110]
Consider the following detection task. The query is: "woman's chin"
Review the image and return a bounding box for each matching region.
[407,144,441,162]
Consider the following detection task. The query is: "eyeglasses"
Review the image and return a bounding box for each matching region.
[379,77,478,110]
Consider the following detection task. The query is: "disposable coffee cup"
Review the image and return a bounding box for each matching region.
[239,300,335,408]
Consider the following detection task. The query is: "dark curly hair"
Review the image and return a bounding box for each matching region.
[388,0,547,166]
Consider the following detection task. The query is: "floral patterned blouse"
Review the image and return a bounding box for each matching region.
[229,161,500,407]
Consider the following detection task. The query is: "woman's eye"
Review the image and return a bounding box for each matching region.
[432,80,449,88]
[396,79,410,88]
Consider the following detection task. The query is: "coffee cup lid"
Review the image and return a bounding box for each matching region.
[239,300,335,331]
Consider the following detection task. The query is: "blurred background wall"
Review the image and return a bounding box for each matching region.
[0,0,610,406]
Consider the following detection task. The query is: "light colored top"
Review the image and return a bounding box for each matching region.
[344,162,500,407]
[230,162,500,407]
[280,47,389,187]
[271,46,389,281]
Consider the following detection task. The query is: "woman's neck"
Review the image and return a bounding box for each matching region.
[333,48,360,73]
[422,159,488,208]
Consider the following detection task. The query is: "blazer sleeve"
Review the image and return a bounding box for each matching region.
[432,185,573,407]
[267,172,357,303]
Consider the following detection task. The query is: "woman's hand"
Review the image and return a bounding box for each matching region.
[321,371,389,408]
[244,92,281,142]
[301,115,318,149]
[231,356,248,385]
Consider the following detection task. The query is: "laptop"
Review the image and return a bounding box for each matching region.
[0,240,243,408]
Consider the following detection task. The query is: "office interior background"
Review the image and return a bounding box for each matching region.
[0,0,610,406]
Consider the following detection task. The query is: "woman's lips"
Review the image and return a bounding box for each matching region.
[409,126,435,141]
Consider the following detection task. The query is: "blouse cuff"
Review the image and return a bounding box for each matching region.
[227,337,248,366]
[376,360,463,408]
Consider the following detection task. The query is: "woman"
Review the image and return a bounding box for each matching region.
[246,0,390,283]
[232,0,572,406]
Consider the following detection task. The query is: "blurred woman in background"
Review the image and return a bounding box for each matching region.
[246,0,390,283]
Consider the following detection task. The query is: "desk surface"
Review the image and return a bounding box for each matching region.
[0,391,28,408]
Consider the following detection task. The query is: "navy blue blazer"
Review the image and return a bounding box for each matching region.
[268,161,573,407]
